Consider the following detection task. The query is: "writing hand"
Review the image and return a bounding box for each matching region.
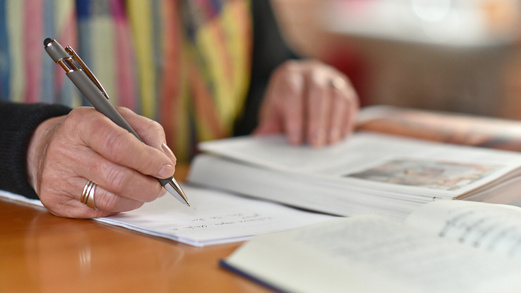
[254,60,359,147]
[26,107,177,218]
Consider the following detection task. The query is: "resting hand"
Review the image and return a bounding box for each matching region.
[254,60,358,147]
[26,107,177,218]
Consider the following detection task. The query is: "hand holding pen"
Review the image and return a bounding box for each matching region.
[24,38,189,218]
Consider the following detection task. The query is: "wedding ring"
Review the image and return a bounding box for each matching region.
[81,180,98,210]
[329,78,345,90]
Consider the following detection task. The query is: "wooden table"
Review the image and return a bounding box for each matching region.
[0,165,269,293]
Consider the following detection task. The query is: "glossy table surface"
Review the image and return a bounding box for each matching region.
[0,165,268,293]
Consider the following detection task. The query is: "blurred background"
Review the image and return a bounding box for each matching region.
[271,0,521,119]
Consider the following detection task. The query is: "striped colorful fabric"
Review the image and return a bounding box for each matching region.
[0,0,252,162]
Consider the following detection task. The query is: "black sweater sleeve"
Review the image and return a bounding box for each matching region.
[0,101,71,199]
[234,0,300,136]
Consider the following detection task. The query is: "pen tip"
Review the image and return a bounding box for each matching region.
[164,180,191,207]
[44,38,53,47]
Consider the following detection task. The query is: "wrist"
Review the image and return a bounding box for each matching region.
[26,116,64,192]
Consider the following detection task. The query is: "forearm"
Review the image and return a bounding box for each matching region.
[0,101,71,199]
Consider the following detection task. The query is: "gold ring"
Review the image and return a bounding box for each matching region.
[81,180,98,210]
[329,78,345,90]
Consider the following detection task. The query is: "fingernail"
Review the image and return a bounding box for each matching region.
[158,164,174,178]
[161,143,176,162]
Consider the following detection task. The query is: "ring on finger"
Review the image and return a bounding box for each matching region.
[81,180,98,210]
[329,77,346,90]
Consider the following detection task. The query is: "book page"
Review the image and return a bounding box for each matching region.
[197,133,521,198]
[189,154,424,220]
[97,184,335,246]
[405,200,521,259]
[223,216,521,293]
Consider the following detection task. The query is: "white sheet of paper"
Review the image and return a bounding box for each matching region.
[97,184,335,246]
[0,185,335,247]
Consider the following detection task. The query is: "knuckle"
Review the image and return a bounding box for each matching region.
[306,59,323,68]
[150,120,165,133]
[273,61,301,81]
[116,106,132,116]
[66,108,82,120]
[69,107,89,117]
[279,60,300,72]
[60,109,84,133]
[70,107,97,124]
[310,69,328,85]
[146,119,165,138]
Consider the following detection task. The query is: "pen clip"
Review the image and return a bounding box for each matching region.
[65,46,110,100]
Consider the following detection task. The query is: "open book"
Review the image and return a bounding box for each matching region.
[221,200,521,293]
[188,132,521,220]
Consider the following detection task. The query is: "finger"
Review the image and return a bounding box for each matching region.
[117,107,167,150]
[117,107,177,164]
[79,112,175,179]
[339,81,359,139]
[328,77,357,143]
[40,177,146,219]
[281,70,305,145]
[77,148,164,203]
[75,178,146,213]
[59,141,164,203]
[306,71,330,147]
[254,91,284,135]
[328,83,346,144]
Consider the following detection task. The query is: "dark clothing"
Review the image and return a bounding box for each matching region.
[234,0,299,135]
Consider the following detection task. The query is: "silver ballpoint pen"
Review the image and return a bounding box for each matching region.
[43,38,190,206]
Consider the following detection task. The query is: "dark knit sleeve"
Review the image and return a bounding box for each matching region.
[0,101,71,199]
[233,0,300,136]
